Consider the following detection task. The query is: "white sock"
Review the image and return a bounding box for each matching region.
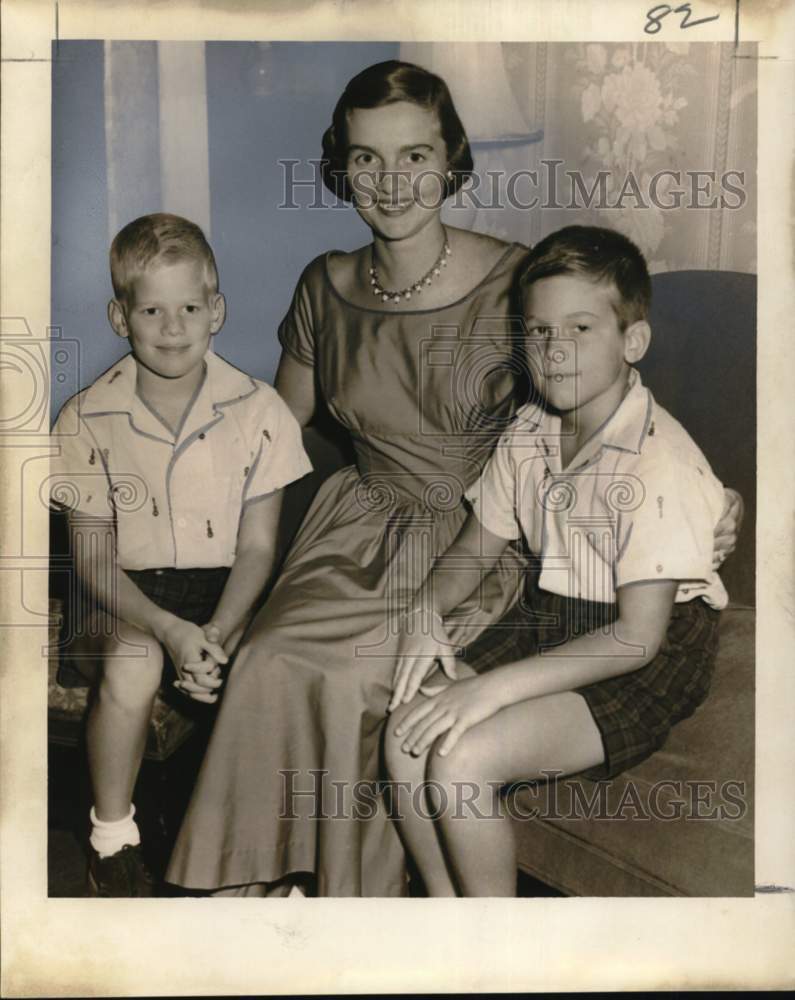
[89,804,141,858]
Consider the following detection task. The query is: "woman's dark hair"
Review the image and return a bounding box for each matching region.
[321,60,473,202]
[518,226,652,331]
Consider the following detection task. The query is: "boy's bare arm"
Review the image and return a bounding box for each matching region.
[478,578,679,712]
[389,512,510,709]
[420,511,511,619]
[203,489,284,654]
[67,511,228,672]
[394,579,679,757]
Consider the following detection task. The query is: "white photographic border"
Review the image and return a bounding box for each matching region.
[2,0,793,993]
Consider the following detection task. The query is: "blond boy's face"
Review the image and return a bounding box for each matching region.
[110,258,224,383]
[523,273,639,419]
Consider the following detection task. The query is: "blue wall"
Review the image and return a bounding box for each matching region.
[205,42,397,386]
[51,41,398,417]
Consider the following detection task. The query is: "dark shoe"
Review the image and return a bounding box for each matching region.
[86,844,157,898]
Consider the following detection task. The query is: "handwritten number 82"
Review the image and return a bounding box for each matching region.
[645,3,720,34]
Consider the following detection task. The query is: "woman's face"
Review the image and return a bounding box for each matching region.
[345,101,449,242]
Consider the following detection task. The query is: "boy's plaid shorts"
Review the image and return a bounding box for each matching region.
[57,566,230,688]
[460,576,721,781]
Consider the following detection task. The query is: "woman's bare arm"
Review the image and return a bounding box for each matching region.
[713,487,744,568]
[274,352,316,427]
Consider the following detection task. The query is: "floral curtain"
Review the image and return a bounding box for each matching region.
[402,42,757,274]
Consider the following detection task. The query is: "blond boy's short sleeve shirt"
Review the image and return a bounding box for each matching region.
[50,352,312,570]
[466,370,728,610]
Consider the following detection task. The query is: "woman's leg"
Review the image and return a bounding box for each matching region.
[427,690,604,896]
[384,703,458,896]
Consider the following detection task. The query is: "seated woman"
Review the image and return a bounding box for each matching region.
[165,59,741,898]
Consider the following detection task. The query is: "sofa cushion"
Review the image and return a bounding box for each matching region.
[642,271,755,608]
[510,607,754,896]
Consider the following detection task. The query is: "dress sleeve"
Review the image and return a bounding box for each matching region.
[49,399,115,518]
[615,455,724,589]
[277,262,318,368]
[242,389,313,505]
[464,430,522,541]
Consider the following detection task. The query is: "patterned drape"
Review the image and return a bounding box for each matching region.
[403,42,757,273]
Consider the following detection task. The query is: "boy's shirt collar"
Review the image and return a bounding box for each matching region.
[536,368,653,472]
[79,351,259,444]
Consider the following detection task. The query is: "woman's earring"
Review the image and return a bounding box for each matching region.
[446,169,454,181]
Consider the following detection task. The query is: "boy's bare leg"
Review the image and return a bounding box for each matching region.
[85,620,163,821]
[384,705,458,897]
[428,691,604,897]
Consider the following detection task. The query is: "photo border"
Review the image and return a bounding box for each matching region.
[2,0,794,994]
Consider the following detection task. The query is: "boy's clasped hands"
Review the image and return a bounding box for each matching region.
[158,617,229,704]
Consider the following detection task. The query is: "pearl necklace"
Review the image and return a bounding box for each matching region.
[369,232,453,305]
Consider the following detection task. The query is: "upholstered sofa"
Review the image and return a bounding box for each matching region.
[48,269,755,896]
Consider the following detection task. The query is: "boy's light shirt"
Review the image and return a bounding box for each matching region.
[466,369,728,610]
[50,351,312,570]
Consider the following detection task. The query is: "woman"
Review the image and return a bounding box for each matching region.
[166,60,738,897]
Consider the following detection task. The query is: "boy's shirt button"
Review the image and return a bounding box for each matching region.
[177,517,187,528]
[199,433,206,440]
